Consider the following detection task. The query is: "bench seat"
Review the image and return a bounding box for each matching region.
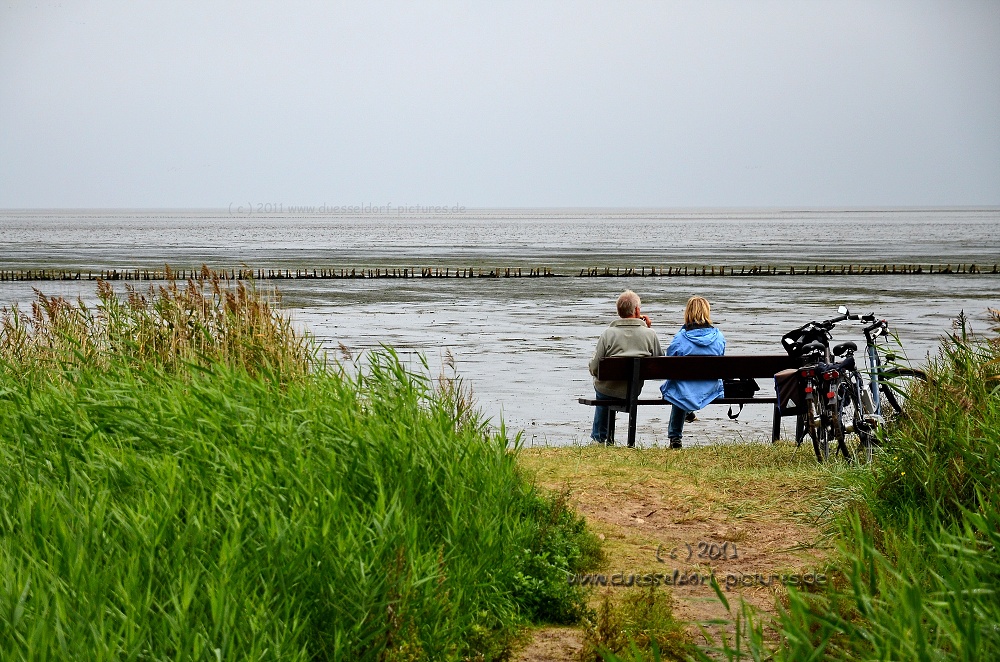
[579,355,798,447]
[578,397,779,407]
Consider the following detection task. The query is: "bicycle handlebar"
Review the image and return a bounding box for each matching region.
[863,319,889,335]
[819,310,877,326]
[829,311,878,323]
[783,309,888,358]
[807,312,851,333]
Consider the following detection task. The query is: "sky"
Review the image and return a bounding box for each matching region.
[1,1,998,209]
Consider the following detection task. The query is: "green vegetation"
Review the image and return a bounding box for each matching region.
[2,267,313,377]
[692,310,1000,661]
[580,588,691,661]
[0,276,600,659]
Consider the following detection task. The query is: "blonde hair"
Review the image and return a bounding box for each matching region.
[616,290,640,318]
[684,296,712,326]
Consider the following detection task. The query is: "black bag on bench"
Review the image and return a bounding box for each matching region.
[722,378,760,419]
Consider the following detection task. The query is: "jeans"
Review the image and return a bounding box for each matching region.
[591,390,617,441]
[667,404,689,440]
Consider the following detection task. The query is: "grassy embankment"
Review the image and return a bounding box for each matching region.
[0,272,601,660]
[589,310,1000,661]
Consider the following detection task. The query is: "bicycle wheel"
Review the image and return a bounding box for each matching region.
[879,367,928,419]
[830,403,850,462]
[815,419,835,463]
[837,377,871,463]
[807,401,829,462]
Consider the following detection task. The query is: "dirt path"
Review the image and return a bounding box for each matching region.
[514,627,585,662]
[514,442,834,660]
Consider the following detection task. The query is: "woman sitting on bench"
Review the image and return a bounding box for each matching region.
[660,296,726,448]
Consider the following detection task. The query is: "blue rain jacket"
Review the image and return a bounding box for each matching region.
[659,325,726,411]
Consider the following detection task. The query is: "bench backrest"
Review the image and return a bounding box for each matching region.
[596,355,797,381]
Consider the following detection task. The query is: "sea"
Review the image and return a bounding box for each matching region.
[2,208,999,446]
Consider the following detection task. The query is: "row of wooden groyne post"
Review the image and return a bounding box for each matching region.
[578,263,999,276]
[0,263,996,282]
[0,266,554,282]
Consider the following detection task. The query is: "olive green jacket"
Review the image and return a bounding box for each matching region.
[589,318,663,398]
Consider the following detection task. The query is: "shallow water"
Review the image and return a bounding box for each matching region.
[3,208,999,269]
[2,208,998,445]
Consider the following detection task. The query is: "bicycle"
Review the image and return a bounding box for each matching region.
[779,314,853,462]
[824,307,928,463]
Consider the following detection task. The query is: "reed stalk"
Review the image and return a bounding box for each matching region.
[1,266,313,379]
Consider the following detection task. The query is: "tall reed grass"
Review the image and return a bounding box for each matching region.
[1,267,313,378]
[0,274,600,659]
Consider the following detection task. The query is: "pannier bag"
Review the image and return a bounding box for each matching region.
[774,369,803,414]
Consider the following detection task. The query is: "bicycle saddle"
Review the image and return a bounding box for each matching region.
[801,340,827,358]
[833,341,857,357]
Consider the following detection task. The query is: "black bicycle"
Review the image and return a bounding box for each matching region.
[779,313,854,462]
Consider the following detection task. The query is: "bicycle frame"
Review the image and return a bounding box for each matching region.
[863,319,888,417]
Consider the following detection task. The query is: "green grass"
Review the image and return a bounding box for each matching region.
[0,278,601,659]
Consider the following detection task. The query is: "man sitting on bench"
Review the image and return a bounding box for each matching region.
[588,290,663,445]
[660,296,726,449]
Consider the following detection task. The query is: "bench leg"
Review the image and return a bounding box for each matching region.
[627,358,642,448]
[627,406,638,448]
[608,410,616,444]
[771,402,781,442]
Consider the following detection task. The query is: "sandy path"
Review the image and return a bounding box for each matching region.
[514,443,833,660]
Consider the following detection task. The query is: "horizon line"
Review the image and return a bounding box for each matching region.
[2,205,999,213]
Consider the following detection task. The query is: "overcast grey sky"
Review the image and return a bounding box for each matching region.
[1,1,998,208]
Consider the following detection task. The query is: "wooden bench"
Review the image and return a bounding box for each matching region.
[579,355,799,447]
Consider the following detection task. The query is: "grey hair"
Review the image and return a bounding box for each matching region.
[616,290,640,318]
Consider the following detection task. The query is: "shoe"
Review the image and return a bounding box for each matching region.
[685,412,697,423]
[592,437,614,446]
[669,437,682,449]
